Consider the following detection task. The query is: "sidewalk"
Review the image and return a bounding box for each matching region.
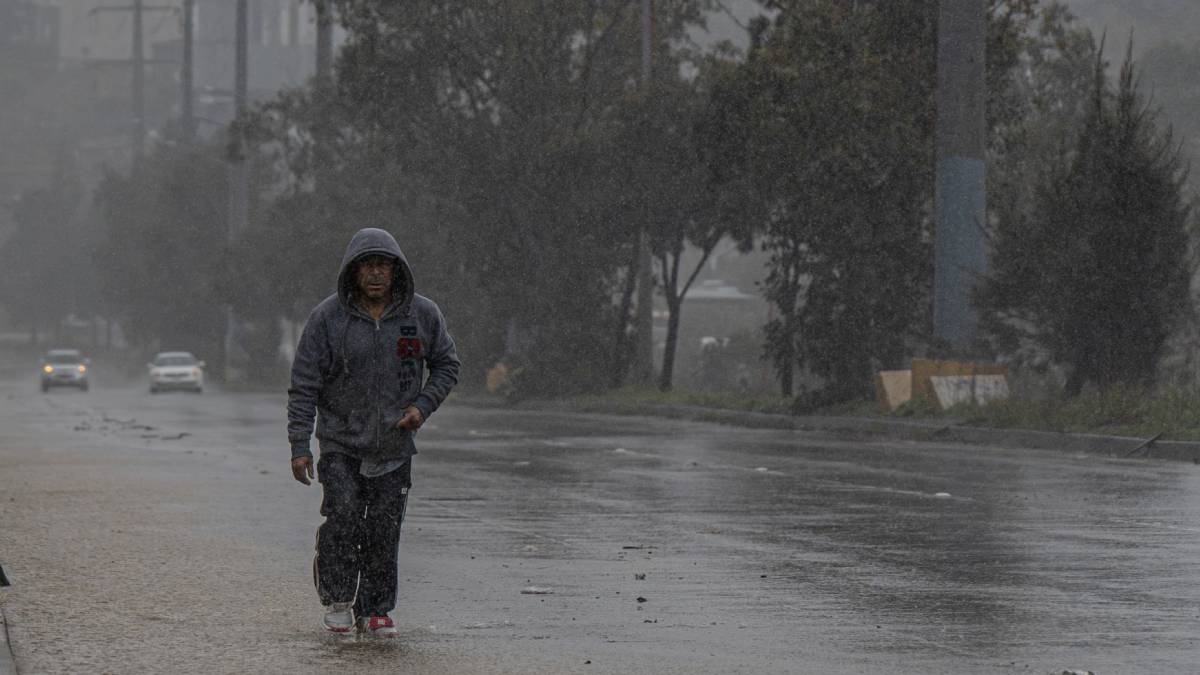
[511,398,1200,463]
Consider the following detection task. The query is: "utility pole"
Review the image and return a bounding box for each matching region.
[225,0,250,382]
[230,0,249,240]
[633,0,655,385]
[181,0,195,142]
[315,0,333,80]
[288,1,300,50]
[235,0,248,124]
[87,3,175,162]
[311,0,334,176]
[933,0,987,352]
[132,0,145,160]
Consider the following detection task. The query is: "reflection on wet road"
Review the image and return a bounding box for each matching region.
[2,379,1198,673]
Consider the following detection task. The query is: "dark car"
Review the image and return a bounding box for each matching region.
[40,349,90,392]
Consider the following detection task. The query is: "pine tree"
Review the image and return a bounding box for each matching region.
[980,42,1193,395]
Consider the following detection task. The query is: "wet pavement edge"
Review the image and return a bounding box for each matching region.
[511,399,1200,463]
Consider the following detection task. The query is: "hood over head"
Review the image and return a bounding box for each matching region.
[337,228,415,313]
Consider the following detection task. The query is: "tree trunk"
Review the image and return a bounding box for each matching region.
[779,350,794,396]
[779,318,795,397]
[658,296,682,392]
[1064,367,1084,398]
[610,263,638,388]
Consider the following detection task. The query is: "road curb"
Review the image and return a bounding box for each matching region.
[510,400,1200,464]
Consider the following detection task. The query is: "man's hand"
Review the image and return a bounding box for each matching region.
[292,456,315,485]
[396,405,425,431]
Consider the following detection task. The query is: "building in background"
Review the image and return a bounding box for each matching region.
[0,0,330,336]
[1,0,327,216]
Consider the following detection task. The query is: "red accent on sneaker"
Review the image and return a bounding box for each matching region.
[363,616,398,636]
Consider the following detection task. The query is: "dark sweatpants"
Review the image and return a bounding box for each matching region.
[313,452,411,617]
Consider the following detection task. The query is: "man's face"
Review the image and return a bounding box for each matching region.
[355,255,395,301]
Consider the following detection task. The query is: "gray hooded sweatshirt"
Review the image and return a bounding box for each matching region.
[287,228,460,471]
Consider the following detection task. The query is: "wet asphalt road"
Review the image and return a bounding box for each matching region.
[2,374,1199,674]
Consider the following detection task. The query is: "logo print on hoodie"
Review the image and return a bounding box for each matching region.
[397,337,423,360]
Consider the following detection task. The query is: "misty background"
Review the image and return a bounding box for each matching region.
[2,0,1197,406]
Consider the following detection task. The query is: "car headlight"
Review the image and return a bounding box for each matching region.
[43,365,53,374]
[77,365,87,373]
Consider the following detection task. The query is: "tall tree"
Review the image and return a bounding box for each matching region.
[979,43,1193,395]
[246,0,712,394]
[93,143,228,360]
[704,0,1082,401]
[618,66,741,392]
[705,0,937,399]
[0,150,85,345]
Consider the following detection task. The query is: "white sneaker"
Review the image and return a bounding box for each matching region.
[321,602,355,634]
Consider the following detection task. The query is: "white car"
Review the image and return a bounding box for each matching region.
[148,351,205,394]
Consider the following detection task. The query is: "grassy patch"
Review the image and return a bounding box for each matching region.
[919,385,1200,440]
[496,382,1200,442]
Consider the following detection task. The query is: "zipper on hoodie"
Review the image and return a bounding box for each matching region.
[374,318,382,453]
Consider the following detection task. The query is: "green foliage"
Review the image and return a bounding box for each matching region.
[979,43,1194,395]
[945,384,1200,440]
[706,0,1117,403]
[987,3,1098,293]
[891,395,940,419]
[1141,40,1200,196]
[0,156,87,342]
[245,0,714,395]
[93,144,228,362]
[705,0,948,399]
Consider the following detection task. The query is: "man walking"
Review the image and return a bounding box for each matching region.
[287,227,460,636]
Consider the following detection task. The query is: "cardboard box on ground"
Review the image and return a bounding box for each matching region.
[876,359,1010,412]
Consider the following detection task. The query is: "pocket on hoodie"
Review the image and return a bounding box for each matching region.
[381,406,415,450]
